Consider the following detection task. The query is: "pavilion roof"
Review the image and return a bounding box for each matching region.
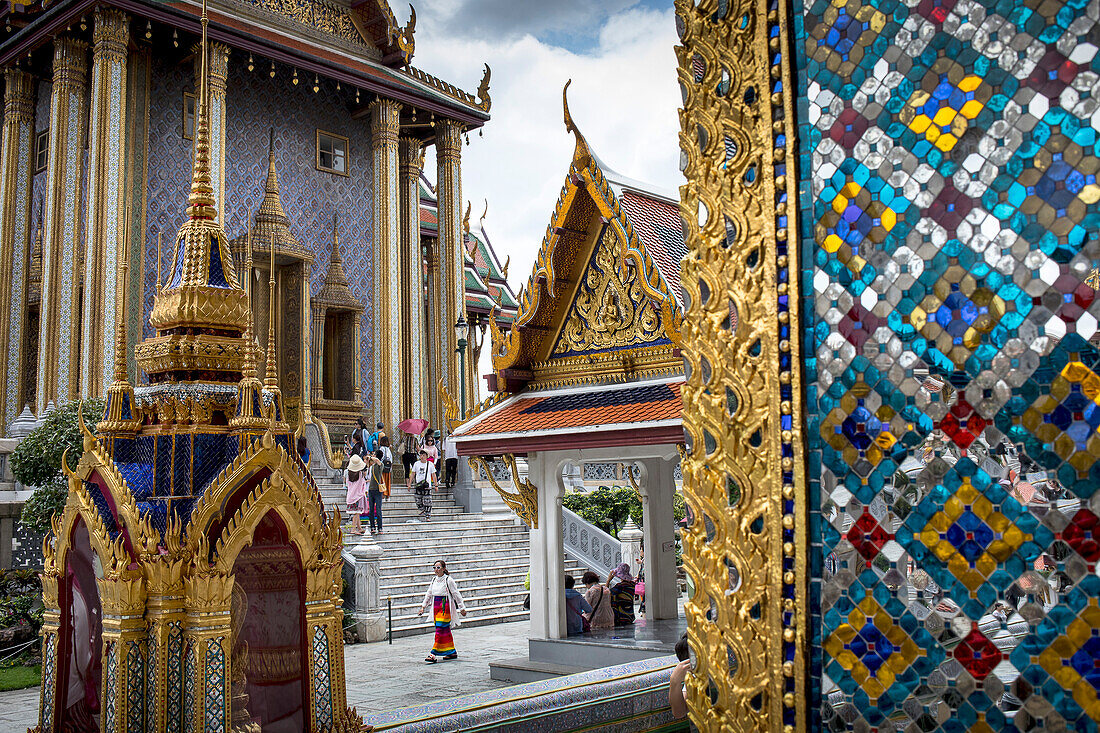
[451,376,683,455]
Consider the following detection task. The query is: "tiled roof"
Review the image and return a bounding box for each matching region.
[458,381,682,437]
[618,189,686,307]
[420,205,438,228]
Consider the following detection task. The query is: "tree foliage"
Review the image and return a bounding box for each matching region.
[562,485,687,538]
[12,400,104,534]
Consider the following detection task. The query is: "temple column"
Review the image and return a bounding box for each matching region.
[639,457,679,621]
[399,136,424,420]
[37,38,88,413]
[193,42,228,222]
[0,68,36,431]
[81,7,129,399]
[97,572,148,732]
[144,566,185,733]
[369,98,401,431]
[424,240,441,427]
[183,571,233,733]
[435,119,464,404]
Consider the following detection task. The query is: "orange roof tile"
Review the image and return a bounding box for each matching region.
[461,382,682,437]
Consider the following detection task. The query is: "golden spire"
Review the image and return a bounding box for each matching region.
[139,0,250,387]
[231,226,266,431]
[242,227,257,380]
[264,234,278,389]
[98,206,139,435]
[187,1,215,221]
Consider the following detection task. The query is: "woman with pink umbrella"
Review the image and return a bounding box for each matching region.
[398,418,429,477]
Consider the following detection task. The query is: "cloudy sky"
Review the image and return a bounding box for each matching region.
[395,1,682,378]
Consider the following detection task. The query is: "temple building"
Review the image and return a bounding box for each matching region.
[0,0,489,458]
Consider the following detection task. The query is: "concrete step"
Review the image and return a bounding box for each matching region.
[370,533,529,552]
[387,599,528,629]
[382,589,529,615]
[366,542,537,566]
[379,569,536,594]
[489,657,589,684]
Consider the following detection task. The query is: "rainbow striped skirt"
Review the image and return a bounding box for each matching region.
[432,595,456,658]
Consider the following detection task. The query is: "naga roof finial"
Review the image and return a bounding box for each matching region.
[562,79,593,169]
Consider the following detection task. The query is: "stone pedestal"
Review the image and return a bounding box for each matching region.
[347,541,386,642]
[451,459,481,514]
[618,519,643,577]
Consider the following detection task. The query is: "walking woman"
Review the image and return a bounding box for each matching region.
[418,560,467,663]
[367,450,385,535]
[607,563,636,626]
[344,454,367,536]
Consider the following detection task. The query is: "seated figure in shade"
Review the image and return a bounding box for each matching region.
[564,574,592,636]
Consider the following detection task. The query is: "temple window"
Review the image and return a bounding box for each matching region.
[316,130,348,175]
[183,92,195,140]
[322,310,356,401]
[34,129,48,173]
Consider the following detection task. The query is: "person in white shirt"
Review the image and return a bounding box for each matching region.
[443,433,459,488]
[418,560,467,662]
[408,449,437,520]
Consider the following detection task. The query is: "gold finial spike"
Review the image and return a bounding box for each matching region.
[155,231,163,292]
[264,228,278,389]
[186,0,216,220]
[112,206,132,383]
[332,211,339,258]
[242,224,257,380]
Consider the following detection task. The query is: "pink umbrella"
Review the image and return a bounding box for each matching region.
[397,418,429,435]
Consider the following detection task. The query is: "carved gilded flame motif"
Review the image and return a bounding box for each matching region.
[554,229,663,355]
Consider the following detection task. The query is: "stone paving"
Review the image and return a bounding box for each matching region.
[0,619,530,731]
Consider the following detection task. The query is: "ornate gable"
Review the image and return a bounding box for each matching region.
[488,82,683,393]
[550,226,671,358]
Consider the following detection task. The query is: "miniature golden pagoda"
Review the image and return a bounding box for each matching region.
[34,4,358,731]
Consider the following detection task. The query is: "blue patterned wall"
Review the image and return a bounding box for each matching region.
[143,54,375,408]
[798,0,1100,728]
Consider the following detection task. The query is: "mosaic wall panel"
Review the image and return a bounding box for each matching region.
[797,0,1100,729]
[144,55,375,407]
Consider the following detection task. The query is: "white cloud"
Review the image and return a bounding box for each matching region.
[403,4,682,383]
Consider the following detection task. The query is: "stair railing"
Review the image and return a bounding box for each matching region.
[562,507,622,579]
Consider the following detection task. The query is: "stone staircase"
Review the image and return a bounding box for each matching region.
[313,464,585,639]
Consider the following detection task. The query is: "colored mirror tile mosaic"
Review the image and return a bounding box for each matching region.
[797,0,1100,728]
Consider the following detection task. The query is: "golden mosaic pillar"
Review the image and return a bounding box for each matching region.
[424,239,442,428]
[37,37,88,413]
[193,42,229,223]
[304,550,346,731]
[145,551,186,733]
[369,98,401,431]
[80,7,129,400]
[674,0,808,730]
[183,568,234,733]
[0,68,36,431]
[435,119,464,402]
[399,136,425,421]
[97,570,148,732]
[38,570,61,733]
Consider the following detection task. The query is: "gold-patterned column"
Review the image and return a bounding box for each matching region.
[183,569,233,733]
[398,136,424,420]
[674,0,807,730]
[193,42,228,222]
[81,7,129,399]
[369,98,401,431]
[435,119,464,400]
[37,38,88,413]
[0,68,36,431]
[97,571,147,732]
[424,240,442,428]
[144,550,185,733]
[38,574,61,732]
[304,559,345,732]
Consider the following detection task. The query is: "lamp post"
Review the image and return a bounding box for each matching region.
[455,315,469,420]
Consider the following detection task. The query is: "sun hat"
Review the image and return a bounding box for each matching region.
[348,455,367,472]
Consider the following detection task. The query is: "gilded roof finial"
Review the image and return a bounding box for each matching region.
[188,1,216,220]
[99,205,139,435]
[242,226,257,380]
[155,231,163,293]
[463,200,471,236]
[562,79,592,168]
[264,230,279,390]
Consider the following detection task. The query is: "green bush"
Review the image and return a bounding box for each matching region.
[0,569,43,636]
[12,400,104,534]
